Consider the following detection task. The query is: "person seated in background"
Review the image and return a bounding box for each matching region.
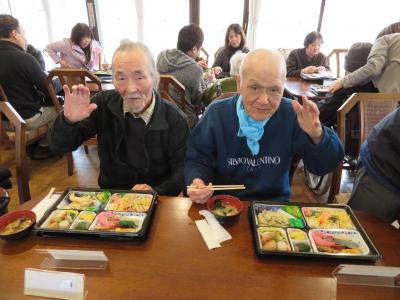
[185,49,344,203]
[49,41,189,196]
[376,21,400,39]
[26,44,45,71]
[286,31,330,77]
[317,42,375,127]
[348,107,400,223]
[201,51,247,105]
[157,24,211,128]
[329,33,400,94]
[45,23,102,71]
[212,23,250,78]
[0,15,57,131]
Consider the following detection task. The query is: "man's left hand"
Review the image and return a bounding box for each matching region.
[132,184,154,191]
[292,96,323,144]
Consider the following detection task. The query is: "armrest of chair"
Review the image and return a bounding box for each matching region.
[336,93,360,144]
[0,101,27,163]
[0,101,26,129]
[45,74,63,113]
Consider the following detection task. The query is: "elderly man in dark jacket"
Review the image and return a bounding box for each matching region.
[49,41,189,196]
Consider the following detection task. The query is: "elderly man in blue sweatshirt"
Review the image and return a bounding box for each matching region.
[185,49,344,203]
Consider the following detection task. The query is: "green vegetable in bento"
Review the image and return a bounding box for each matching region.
[75,221,89,230]
[282,205,302,218]
[96,191,111,204]
[294,242,310,252]
[119,220,138,228]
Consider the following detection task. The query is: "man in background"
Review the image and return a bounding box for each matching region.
[157,24,211,127]
[0,14,57,158]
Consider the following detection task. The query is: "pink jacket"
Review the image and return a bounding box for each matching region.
[45,38,102,70]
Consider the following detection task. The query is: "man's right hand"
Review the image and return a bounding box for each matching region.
[63,84,97,123]
[301,66,319,74]
[187,178,213,204]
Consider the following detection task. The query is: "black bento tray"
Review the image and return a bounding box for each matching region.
[34,187,158,240]
[249,201,381,261]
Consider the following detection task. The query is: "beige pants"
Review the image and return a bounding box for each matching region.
[25,107,58,130]
[3,107,58,131]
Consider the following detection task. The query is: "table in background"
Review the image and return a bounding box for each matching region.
[286,77,325,101]
[1,197,399,299]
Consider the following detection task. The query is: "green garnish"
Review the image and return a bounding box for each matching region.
[75,222,89,230]
[119,220,137,228]
[282,206,302,218]
[96,191,111,204]
[213,199,224,209]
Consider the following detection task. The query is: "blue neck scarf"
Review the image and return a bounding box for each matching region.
[236,96,269,156]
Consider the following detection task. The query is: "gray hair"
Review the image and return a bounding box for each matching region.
[112,40,160,89]
[229,51,247,76]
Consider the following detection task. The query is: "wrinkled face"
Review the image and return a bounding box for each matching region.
[112,50,154,114]
[228,30,241,48]
[15,26,27,51]
[305,38,322,58]
[237,62,285,121]
[79,36,92,49]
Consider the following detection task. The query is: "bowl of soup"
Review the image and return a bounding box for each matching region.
[207,195,244,222]
[0,210,36,240]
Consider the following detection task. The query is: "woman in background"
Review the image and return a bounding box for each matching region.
[212,23,249,78]
[45,23,102,70]
[286,31,329,77]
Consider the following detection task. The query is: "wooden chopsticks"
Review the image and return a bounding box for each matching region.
[186,184,246,191]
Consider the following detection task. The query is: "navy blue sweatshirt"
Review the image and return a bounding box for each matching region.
[185,95,344,201]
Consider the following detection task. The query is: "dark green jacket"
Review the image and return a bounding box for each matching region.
[49,90,189,196]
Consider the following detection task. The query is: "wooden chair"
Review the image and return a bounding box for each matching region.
[158,75,190,114]
[327,48,348,78]
[277,48,293,60]
[45,68,102,176]
[327,92,400,203]
[0,84,55,203]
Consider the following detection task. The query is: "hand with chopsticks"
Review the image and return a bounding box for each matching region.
[187,178,214,204]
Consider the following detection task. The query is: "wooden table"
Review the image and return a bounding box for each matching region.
[286,77,325,101]
[1,197,399,299]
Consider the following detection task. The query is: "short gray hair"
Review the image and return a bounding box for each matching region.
[229,51,247,76]
[112,40,160,89]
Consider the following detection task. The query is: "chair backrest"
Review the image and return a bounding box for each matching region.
[47,68,102,90]
[158,74,188,112]
[277,48,293,60]
[328,92,400,203]
[46,68,102,113]
[327,48,348,78]
[200,47,209,62]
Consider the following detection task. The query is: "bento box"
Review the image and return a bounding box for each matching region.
[249,201,381,261]
[34,187,157,240]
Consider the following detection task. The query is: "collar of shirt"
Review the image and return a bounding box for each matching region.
[123,93,155,125]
